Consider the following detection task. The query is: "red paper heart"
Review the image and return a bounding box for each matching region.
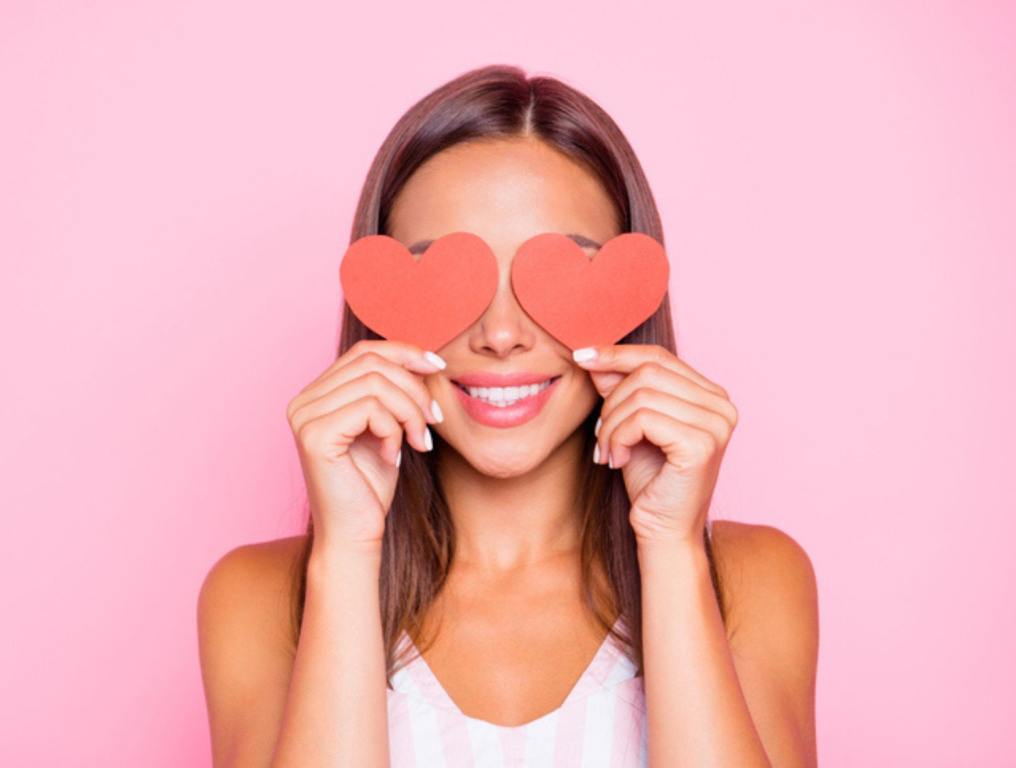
[339,232,498,351]
[510,232,670,350]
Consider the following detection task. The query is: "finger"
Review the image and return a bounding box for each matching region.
[340,338,449,376]
[603,405,718,470]
[595,388,732,467]
[290,346,444,427]
[299,394,404,466]
[597,363,737,432]
[293,371,432,453]
[573,344,728,398]
[327,350,443,424]
[294,338,447,405]
[587,370,625,398]
[290,370,434,453]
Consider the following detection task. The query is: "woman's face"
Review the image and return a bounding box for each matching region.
[387,135,621,478]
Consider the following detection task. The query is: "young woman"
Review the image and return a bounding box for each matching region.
[198,65,819,767]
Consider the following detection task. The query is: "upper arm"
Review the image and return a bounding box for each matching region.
[713,521,819,768]
[197,538,303,767]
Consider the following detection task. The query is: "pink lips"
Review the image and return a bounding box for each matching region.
[450,372,562,428]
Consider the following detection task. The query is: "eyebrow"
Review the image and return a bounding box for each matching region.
[407,233,602,254]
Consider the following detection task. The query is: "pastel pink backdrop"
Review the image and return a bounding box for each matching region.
[2,2,1013,766]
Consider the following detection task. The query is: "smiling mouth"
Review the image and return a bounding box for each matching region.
[452,376,562,408]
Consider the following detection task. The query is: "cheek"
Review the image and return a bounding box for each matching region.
[425,371,452,396]
[565,371,601,413]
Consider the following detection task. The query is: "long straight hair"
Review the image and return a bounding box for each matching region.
[288,64,725,682]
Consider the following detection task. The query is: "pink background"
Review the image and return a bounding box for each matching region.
[3,1,1013,765]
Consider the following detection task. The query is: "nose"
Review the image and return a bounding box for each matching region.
[467,265,537,357]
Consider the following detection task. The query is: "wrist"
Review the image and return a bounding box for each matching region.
[309,537,383,575]
[636,533,709,572]
[635,526,706,553]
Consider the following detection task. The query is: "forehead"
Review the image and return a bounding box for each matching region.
[386,136,621,254]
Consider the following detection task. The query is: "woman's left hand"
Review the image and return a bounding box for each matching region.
[573,344,739,547]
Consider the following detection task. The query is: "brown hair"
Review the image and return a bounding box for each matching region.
[288,64,725,682]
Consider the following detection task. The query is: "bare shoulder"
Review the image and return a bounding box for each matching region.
[214,532,310,587]
[709,519,818,643]
[708,519,819,765]
[715,518,816,621]
[196,534,310,765]
[198,533,309,652]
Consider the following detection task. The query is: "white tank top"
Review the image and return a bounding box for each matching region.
[386,616,648,766]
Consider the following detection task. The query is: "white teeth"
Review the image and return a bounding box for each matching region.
[464,379,553,407]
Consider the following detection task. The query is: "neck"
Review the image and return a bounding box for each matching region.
[435,426,590,574]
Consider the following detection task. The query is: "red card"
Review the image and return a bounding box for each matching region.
[339,231,669,351]
[339,232,498,351]
[511,232,669,349]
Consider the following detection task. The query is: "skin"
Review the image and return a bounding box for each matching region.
[198,134,819,766]
[387,135,611,570]
[380,135,628,723]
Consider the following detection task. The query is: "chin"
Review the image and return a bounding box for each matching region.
[463,448,547,479]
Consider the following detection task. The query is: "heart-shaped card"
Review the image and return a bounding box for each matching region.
[338,231,669,351]
[339,232,499,351]
[510,232,670,349]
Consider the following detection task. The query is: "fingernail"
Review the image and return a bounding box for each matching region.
[431,399,444,423]
[594,416,601,436]
[423,350,447,370]
[423,427,433,451]
[607,451,614,469]
[395,449,402,468]
[572,347,597,362]
[593,443,600,463]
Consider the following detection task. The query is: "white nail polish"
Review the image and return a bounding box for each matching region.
[423,427,433,451]
[395,449,402,468]
[607,451,614,469]
[431,399,444,422]
[594,416,601,436]
[593,443,600,463]
[423,350,447,369]
[572,347,597,362]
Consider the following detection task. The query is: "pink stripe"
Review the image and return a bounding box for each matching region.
[588,640,621,686]
[387,691,417,768]
[436,705,476,768]
[404,653,445,706]
[497,725,528,765]
[390,621,644,766]
[552,694,589,766]
[609,699,640,767]
[636,714,649,765]
[402,657,476,766]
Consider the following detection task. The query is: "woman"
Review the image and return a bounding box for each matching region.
[198,64,819,767]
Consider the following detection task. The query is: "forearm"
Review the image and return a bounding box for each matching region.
[272,542,389,768]
[638,537,770,767]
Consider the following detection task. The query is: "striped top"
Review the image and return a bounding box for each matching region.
[386,617,648,766]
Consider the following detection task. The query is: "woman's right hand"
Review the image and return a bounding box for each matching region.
[286,340,446,553]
